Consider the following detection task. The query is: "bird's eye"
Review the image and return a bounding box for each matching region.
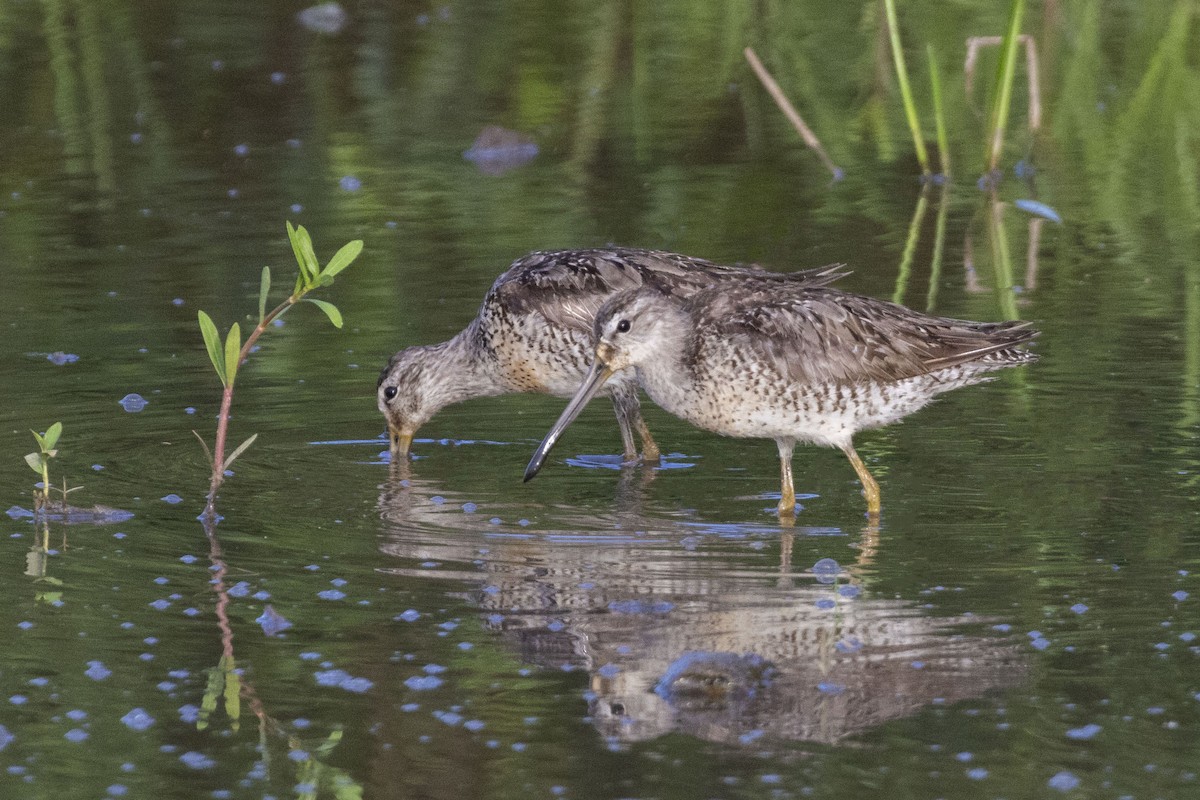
[616,319,631,333]
[384,386,398,400]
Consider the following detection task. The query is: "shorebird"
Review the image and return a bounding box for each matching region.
[377,249,847,460]
[525,279,1038,516]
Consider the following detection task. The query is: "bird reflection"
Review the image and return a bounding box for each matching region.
[375,472,1020,747]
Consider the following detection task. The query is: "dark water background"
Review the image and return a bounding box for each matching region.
[2,1,1199,798]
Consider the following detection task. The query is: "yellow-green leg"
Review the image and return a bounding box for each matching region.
[633,413,661,464]
[776,438,796,516]
[841,442,881,517]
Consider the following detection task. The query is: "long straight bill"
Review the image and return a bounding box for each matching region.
[523,360,615,481]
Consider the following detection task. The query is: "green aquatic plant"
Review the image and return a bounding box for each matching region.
[881,0,930,176]
[25,423,63,512]
[983,0,1027,178]
[196,222,363,519]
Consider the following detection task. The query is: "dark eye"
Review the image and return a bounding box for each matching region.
[616,319,631,333]
[383,386,398,400]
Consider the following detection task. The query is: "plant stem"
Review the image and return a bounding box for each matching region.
[882,0,930,175]
[986,0,1027,173]
[202,294,300,519]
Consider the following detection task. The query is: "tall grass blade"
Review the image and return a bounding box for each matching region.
[882,0,929,174]
[986,0,1027,174]
[927,44,950,178]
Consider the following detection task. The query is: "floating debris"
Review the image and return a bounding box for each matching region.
[8,503,133,525]
[119,393,148,412]
[1013,199,1062,224]
[297,2,347,35]
[46,352,79,365]
[256,605,293,637]
[463,126,538,176]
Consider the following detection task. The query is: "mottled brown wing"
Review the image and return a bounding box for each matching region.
[489,248,848,332]
[690,283,1037,384]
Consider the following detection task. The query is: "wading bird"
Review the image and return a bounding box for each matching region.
[377,249,847,460]
[525,279,1037,517]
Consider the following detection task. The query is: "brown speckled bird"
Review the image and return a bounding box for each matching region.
[525,279,1038,516]
[377,249,847,460]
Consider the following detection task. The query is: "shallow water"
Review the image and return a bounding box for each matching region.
[2,2,1200,798]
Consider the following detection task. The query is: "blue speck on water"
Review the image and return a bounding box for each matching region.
[161,494,183,505]
[835,637,863,653]
[304,564,320,571]
[423,664,447,674]
[400,703,419,712]
[253,590,271,601]
[6,506,33,519]
[457,642,473,651]
[608,599,674,615]
[339,175,361,192]
[228,581,251,597]
[815,598,836,610]
[299,652,321,661]
[438,621,458,631]
[292,718,312,729]
[47,351,79,365]
[180,555,198,564]
[812,558,841,581]
[437,711,463,726]
[119,393,148,412]
[178,704,200,723]
[317,589,346,601]
[911,661,925,669]
[287,749,309,763]
[290,203,303,213]
[106,784,128,796]
[1173,590,1189,602]
[1066,723,1102,740]
[817,682,845,695]
[330,578,347,587]
[1031,637,1051,650]
[1048,771,1081,792]
[838,585,861,599]
[85,661,112,681]
[17,621,33,630]
[10,695,27,705]
[1070,603,1089,614]
[430,496,445,505]
[967,768,989,781]
[66,709,87,721]
[404,675,443,691]
[1181,632,1196,642]
[121,708,155,732]
[1013,198,1063,224]
[180,751,216,770]
[395,609,420,622]
[64,728,89,742]
[150,599,171,611]
[597,664,621,679]
[462,502,477,513]
[489,517,502,525]
[1154,642,1170,651]
[256,605,293,637]
[171,298,184,307]
[0,725,13,751]
[314,669,373,693]
[271,71,286,84]
[464,719,485,732]
[955,752,973,762]
[234,144,249,157]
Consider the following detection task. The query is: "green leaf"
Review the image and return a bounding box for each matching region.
[30,430,46,451]
[24,452,43,473]
[223,433,258,471]
[43,422,63,452]
[198,311,227,386]
[224,322,242,386]
[287,221,320,286]
[319,239,363,280]
[258,266,271,324]
[305,298,343,328]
